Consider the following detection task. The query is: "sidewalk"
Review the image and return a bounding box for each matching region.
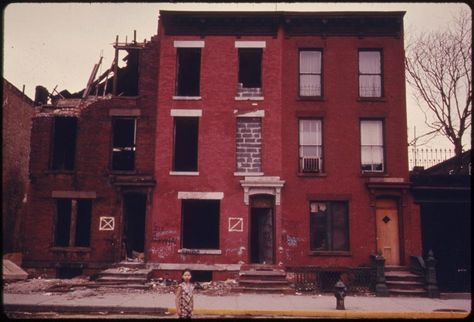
[3,291,471,318]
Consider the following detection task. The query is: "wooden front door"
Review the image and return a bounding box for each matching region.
[376,199,400,265]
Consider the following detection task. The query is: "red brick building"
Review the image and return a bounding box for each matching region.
[23,11,422,281]
[150,11,421,278]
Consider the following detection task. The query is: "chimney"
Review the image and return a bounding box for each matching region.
[34,85,49,106]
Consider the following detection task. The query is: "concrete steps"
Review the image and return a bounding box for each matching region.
[95,262,152,290]
[233,264,294,294]
[385,266,426,297]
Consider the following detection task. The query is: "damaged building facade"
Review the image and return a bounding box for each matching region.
[23,11,422,281]
[23,35,159,277]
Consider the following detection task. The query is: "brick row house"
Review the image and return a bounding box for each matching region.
[23,11,422,283]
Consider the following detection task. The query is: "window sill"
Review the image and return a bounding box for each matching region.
[357,97,386,102]
[178,249,222,255]
[172,96,202,100]
[297,96,325,101]
[308,251,351,256]
[45,170,75,174]
[234,172,264,177]
[170,171,199,176]
[297,172,327,177]
[50,247,91,252]
[360,172,386,177]
[235,96,264,101]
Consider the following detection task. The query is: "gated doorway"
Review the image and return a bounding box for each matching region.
[249,195,275,264]
[123,192,146,260]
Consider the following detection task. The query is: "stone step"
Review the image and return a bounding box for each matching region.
[385,266,410,272]
[99,268,152,277]
[386,280,425,290]
[240,264,284,271]
[389,288,427,296]
[96,276,148,283]
[238,279,289,288]
[385,273,424,283]
[239,270,287,278]
[86,283,151,290]
[112,261,146,269]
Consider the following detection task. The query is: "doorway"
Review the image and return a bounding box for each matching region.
[375,199,400,265]
[123,192,146,260]
[250,195,274,264]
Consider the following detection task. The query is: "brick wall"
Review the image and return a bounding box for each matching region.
[236,117,262,173]
[2,79,34,253]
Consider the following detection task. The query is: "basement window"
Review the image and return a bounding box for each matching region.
[51,117,77,170]
[310,201,349,252]
[54,198,92,247]
[176,48,201,97]
[111,118,136,171]
[181,200,220,249]
[173,117,199,172]
[237,49,262,97]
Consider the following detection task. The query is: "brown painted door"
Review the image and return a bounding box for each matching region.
[376,199,400,265]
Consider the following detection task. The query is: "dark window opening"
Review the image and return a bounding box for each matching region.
[173,117,199,172]
[123,193,147,259]
[250,207,274,264]
[54,198,92,247]
[192,271,213,282]
[182,200,219,249]
[176,48,201,96]
[310,201,349,252]
[237,49,262,97]
[51,117,77,170]
[112,118,136,171]
[56,267,83,279]
[75,199,92,247]
[55,199,72,247]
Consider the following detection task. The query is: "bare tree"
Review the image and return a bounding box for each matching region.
[405,9,471,156]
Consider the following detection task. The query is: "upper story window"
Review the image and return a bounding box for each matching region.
[359,50,382,98]
[360,119,384,173]
[111,118,136,171]
[173,117,199,172]
[51,117,77,171]
[237,48,262,97]
[299,50,322,97]
[299,119,323,173]
[176,48,201,97]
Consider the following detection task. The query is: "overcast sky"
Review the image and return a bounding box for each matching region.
[3,2,471,151]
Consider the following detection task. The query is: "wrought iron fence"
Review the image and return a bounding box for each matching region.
[408,147,454,170]
[286,266,375,294]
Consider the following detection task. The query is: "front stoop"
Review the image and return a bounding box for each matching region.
[385,266,426,297]
[233,264,294,294]
[93,261,152,290]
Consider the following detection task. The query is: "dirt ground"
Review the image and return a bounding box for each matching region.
[2,276,238,298]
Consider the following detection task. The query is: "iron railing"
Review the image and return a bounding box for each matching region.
[408,148,454,170]
[286,266,375,294]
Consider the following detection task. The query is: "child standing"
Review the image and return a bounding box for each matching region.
[175,268,194,319]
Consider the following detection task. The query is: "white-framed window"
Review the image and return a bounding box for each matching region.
[359,50,382,97]
[360,119,384,172]
[299,50,322,97]
[299,119,323,173]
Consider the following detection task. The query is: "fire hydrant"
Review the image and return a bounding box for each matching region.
[334,280,347,310]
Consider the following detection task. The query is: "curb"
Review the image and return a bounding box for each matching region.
[173,307,471,319]
[4,304,470,319]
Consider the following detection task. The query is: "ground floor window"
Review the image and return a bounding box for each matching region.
[181,200,220,249]
[310,201,349,252]
[54,198,92,247]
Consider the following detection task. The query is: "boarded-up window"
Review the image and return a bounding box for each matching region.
[176,48,201,96]
[51,117,77,170]
[173,117,199,172]
[182,200,219,249]
[54,199,92,247]
[310,201,349,252]
[112,118,136,171]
